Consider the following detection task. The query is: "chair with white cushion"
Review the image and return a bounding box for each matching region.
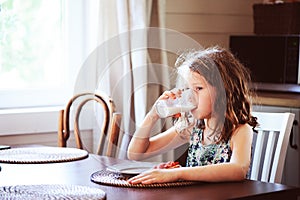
[250,111,295,183]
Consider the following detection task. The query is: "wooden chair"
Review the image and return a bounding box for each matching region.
[250,111,295,183]
[58,92,122,157]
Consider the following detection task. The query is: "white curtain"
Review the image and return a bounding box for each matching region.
[73,0,202,160]
[95,0,171,159]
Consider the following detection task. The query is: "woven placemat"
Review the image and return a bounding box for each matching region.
[90,170,197,188]
[0,184,105,200]
[0,147,88,164]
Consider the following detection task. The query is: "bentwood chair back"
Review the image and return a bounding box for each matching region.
[250,111,295,183]
[58,92,122,157]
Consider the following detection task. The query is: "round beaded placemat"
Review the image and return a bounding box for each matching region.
[0,147,88,164]
[0,184,106,200]
[91,170,197,188]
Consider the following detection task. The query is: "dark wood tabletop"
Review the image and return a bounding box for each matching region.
[0,149,300,200]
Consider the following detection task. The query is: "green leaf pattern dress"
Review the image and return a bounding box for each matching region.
[186,127,232,167]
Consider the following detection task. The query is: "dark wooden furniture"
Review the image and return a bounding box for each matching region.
[1,151,299,200]
[253,91,300,108]
[58,92,122,157]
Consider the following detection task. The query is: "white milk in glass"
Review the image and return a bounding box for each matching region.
[155,89,196,118]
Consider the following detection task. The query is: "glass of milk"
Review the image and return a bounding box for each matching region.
[155,88,196,118]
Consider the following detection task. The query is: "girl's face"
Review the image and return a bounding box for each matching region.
[187,70,216,120]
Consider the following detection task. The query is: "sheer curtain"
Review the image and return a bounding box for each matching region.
[73,0,201,160]
[95,0,171,159]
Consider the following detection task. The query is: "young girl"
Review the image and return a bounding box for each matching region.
[127,46,258,184]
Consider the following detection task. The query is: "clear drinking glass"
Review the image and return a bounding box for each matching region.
[155,88,196,118]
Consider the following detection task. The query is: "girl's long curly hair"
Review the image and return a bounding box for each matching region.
[176,46,258,142]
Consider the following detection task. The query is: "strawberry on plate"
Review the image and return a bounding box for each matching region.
[154,161,181,169]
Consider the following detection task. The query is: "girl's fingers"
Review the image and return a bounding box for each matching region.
[128,174,152,184]
[170,88,183,98]
[154,163,166,169]
[160,89,183,100]
[160,91,175,100]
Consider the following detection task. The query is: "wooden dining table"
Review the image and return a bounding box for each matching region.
[0,147,300,200]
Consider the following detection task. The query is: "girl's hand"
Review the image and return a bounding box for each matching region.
[154,161,181,169]
[158,89,182,101]
[127,168,180,185]
[149,89,183,118]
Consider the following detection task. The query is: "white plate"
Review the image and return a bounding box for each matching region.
[107,162,158,175]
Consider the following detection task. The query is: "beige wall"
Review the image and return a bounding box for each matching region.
[165,0,261,49]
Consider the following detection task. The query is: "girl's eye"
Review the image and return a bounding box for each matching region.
[195,87,203,91]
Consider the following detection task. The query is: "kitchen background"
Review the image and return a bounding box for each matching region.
[1,0,299,187]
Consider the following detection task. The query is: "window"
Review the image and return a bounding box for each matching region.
[0,0,99,134]
[0,0,68,108]
[0,0,98,109]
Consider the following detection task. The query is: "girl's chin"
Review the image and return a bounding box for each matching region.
[191,111,206,120]
[190,110,198,117]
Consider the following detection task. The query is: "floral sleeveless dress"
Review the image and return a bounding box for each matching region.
[186,127,232,167]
